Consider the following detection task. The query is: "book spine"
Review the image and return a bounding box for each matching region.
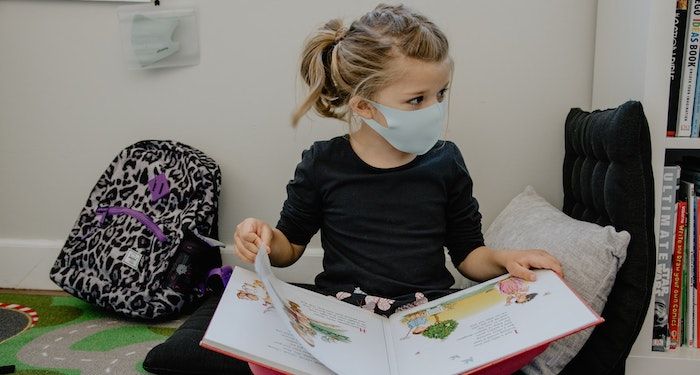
[692,65,700,137]
[684,182,695,346]
[671,3,689,137]
[697,196,700,348]
[653,166,682,351]
[692,196,697,346]
[688,198,698,347]
[682,226,688,346]
[678,0,700,137]
[670,200,687,349]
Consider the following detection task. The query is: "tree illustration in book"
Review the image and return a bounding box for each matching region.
[284,299,350,347]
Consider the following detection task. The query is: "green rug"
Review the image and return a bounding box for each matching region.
[0,292,183,375]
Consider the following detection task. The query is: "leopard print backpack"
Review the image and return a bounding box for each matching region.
[50,140,223,320]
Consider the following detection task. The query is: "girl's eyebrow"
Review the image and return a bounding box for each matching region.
[403,81,451,96]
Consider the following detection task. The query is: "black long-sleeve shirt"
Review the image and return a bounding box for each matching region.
[276,135,484,313]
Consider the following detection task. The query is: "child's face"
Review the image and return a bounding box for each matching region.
[372,56,452,116]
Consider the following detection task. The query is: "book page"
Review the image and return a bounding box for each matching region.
[201,266,333,375]
[388,270,603,375]
[255,249,392,375]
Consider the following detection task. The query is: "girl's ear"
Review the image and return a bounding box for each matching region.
[349,96,375,120]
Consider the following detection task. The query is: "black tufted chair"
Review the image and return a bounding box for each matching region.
[558,101,655,375]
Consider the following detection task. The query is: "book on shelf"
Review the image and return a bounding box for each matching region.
[679,180,695,346]
[692,2,700,137]
[671,200,688,349]
[653,166,682,351]
[692,193,698,347]
[680,158,700,347]
[200,248,603,375]
[696,196,700,348]
[670,0,689,137]
[677,0,699,137]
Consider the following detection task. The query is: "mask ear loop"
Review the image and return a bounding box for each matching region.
[435,60,455,152]
[346,98,376,149]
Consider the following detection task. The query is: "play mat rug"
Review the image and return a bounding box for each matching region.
[0,291,183,375]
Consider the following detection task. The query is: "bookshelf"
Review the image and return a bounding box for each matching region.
[593,0,700,373]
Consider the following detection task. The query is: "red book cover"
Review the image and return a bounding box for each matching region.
[670,201,687,349]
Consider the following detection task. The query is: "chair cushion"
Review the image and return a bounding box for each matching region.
[560,101,655,375]
[484,185,630,375]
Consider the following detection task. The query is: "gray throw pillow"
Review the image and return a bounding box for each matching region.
[483,185,630,375]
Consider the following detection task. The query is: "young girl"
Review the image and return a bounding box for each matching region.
[235,4,561,373]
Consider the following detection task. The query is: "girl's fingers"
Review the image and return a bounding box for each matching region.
[507,262,537,281]
[529,255,563,278]
[242,232,262,247]
[235,234,259,263]
[260,226,273,254]
[514,253,563,279]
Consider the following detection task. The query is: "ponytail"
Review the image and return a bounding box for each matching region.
[291,19,348,126]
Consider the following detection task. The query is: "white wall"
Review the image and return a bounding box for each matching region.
[0,0,597,287]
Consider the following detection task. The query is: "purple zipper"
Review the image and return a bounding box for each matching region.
[96,206,168,242]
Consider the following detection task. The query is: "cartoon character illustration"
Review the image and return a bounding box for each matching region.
[235,279,274,313]
[496,277,537,305]
[401,310,430,339]
[236,290,258,301]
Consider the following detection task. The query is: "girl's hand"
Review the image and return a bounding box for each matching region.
[234,218,273,263]
[499,249,563,281]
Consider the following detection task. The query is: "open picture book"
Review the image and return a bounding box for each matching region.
[200,247,603,375]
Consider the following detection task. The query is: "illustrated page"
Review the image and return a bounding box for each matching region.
[201,266,334,375]
[255,249,392,375]
[388,270,602,375]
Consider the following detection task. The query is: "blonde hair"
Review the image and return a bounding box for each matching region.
[291,3,450,127]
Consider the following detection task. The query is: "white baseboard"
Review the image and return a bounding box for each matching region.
[0,239,466,290]
[0,239,327,290]
[0,239,65,290]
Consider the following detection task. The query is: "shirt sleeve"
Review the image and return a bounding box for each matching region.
[445,144,485,268]
[276,145,322,246]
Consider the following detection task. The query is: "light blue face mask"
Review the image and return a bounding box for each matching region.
[131,14,180,68]
[363,100,447,155]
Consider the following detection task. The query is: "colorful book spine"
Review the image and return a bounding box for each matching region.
[672,1,690,137]
[691,193,697,346]
[679,209,690,346]
[654,166,682,351]
[681,180,696,347]
[678,0,700,137]
[693,196,699,347]
[670,200,687,349]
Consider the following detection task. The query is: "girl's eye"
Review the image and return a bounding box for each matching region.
[408,96,424,106]
[437,88,449,102]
